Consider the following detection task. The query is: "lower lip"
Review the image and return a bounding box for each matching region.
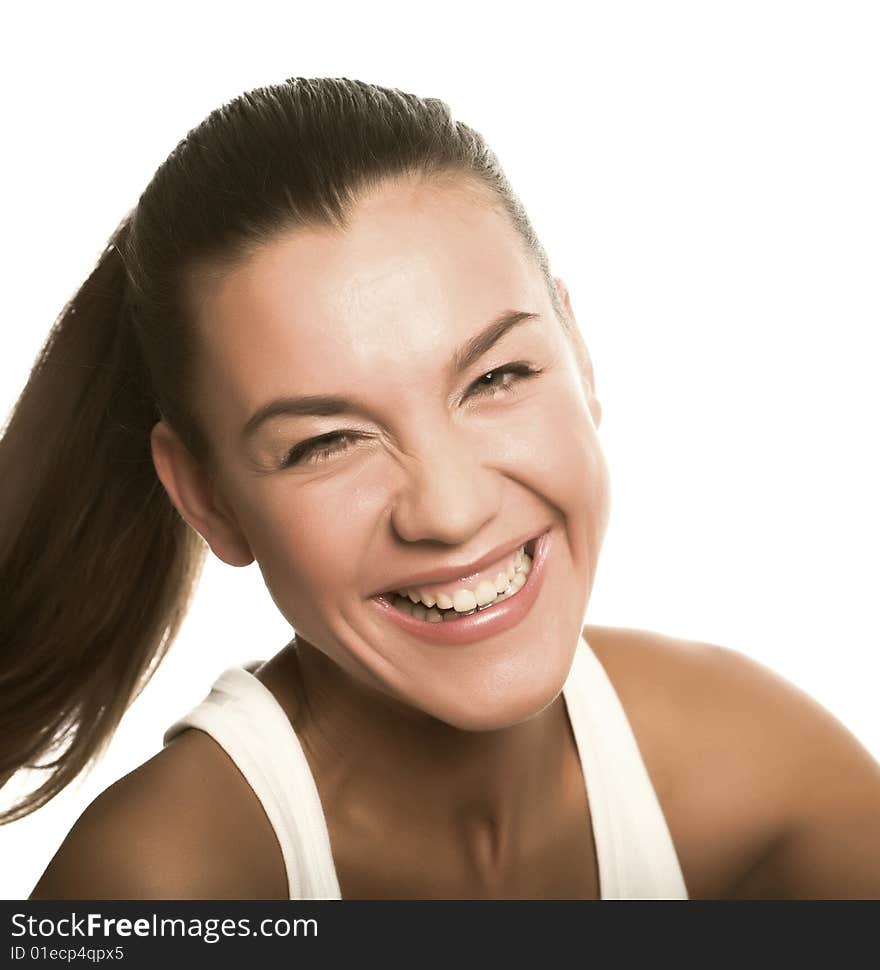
[367,529,552,646]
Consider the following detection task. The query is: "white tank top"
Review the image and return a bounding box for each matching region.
[163,633,689,899]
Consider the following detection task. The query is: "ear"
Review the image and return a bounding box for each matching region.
[553,276,603,429]
[150,420,255,567]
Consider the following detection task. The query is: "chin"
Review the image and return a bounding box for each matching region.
[408,646,575,733]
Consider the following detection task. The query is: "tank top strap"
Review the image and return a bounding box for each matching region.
[562,634,689,899]
[163,662,341,900]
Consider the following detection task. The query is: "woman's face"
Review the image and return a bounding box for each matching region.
[178,175,611,731]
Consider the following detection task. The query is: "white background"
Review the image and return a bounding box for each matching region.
[1,1,878,898]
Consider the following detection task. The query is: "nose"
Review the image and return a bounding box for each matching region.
[388,424,500,546]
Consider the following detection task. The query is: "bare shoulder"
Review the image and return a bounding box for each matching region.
[30,728,287,900]
[582,624,880,898]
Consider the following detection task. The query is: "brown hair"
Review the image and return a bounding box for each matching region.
[0,76,575,824]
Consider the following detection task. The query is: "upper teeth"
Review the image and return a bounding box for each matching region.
[395,544,532,612]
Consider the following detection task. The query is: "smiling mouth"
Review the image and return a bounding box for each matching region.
[375,536,538,622]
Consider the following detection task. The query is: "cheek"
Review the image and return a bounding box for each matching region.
[492,378,611,534]
[236,484,375,621]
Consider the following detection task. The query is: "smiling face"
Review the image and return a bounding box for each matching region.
[162,174,611,732]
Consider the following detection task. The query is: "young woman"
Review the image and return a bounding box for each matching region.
[3,77,879,900]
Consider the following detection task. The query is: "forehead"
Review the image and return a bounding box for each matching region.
[187,177,547,427]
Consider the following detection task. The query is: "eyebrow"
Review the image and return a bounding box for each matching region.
[240,309,541,442]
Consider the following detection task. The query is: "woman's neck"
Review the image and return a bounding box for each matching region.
[262,636,578,873]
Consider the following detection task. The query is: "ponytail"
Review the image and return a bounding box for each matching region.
[0,214,207,824]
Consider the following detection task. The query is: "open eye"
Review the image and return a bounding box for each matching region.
[466,362,543,399]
